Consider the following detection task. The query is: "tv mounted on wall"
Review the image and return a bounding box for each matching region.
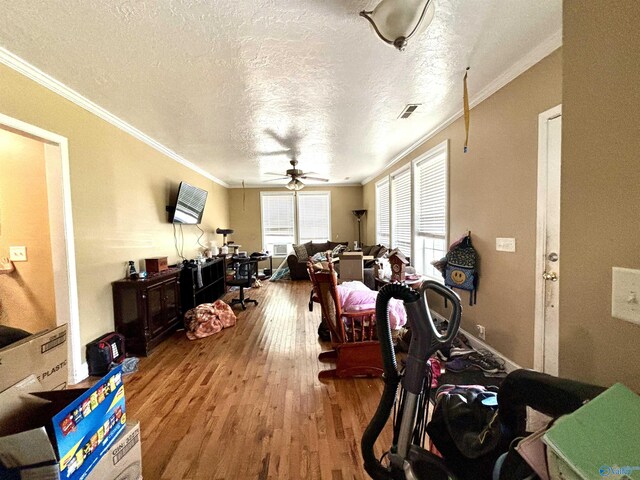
[171,182,208,224]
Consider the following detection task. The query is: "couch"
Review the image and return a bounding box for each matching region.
[287,241,348,280]
[287,242,389,283]
[360,244,388,268]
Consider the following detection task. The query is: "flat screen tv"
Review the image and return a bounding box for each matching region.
[171,182,208,224]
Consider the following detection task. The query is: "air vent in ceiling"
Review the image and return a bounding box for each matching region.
[399,104,420,119]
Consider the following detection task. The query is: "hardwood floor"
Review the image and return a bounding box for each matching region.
[125,279,393,479]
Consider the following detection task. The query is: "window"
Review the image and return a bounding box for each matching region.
[261,193,295,255]
[375,179,390,247]
[391,167,412,256]
[413,141,448,280]
[297,192,331,244]
[260,191,331,256]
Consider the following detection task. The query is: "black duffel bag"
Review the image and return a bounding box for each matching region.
[427,384,506,480]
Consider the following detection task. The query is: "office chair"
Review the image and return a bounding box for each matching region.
[227,258,259,310]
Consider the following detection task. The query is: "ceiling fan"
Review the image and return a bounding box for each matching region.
[264,158,329,191]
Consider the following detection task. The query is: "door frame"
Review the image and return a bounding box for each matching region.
[533,104,562,374]
[0,112,83,383]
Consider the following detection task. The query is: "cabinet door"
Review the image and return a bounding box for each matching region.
[147,283,165,336]
[163,277,180,325]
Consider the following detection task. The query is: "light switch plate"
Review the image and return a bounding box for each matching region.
[612,267,640,325]
[9,246,27,262]
[496,237,516,252]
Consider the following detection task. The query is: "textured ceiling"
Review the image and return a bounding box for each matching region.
[0,0,561,187]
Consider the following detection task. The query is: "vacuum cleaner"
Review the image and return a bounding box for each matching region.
[362,281,607,480]
[362,280,462,480]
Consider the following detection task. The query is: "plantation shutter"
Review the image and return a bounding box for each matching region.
[391,168,412,256]
[376,179,390,247]
[415,153,447,239]
[298,192,331,244]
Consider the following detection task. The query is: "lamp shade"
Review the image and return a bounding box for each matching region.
[360,0,435,51]
[286,178,304,191]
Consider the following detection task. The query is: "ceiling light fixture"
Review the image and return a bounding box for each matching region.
[360,0,435,51]
[286,178,305,191]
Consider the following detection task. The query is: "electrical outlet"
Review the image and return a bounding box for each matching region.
[476,324,486,340]
[9,246,27,262]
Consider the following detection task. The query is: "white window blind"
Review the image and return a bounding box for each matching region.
[261,193,295,255]
[391,168,412,256]
[376,179,390,247]
[413,143,448,279]
[297,192,331,244]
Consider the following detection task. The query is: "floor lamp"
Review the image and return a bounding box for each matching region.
[352,210,367,249]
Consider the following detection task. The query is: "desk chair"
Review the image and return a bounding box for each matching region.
[227,258,259,309]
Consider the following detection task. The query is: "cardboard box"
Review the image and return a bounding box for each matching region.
[0,324,68,393]
[86,422,141,480]
[145,256,168,273]
[0,365,126,480]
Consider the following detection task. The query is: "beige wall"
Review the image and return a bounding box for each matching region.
[560,1,640,390]
[228,186,364,261]
[363,49,563,368]
[0,128,57,333]
[0,63,229,348]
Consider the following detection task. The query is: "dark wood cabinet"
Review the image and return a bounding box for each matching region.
[112,269,181,356]
[180,257,226,312]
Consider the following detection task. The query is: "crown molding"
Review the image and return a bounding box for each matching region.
[361,29,562,185]
[230,182,363,189]
[0,47,229,188]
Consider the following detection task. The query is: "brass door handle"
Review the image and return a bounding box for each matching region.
[542,271,558,282]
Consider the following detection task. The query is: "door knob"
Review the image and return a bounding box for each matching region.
[542,271,558,282]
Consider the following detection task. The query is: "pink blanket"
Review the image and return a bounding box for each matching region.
[337,281,407,330]
[184,300,237,340]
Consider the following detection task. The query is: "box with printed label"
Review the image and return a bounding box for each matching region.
[0,365,126,480]
[0,324,68,393]
[86,422,141,480]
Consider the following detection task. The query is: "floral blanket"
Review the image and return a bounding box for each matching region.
[184,300,237,340]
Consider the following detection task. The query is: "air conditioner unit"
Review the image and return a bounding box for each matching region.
[272,244,289,256]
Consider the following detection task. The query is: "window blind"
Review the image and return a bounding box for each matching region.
[415,154,447,239]
[261,193,295,252]
[413,146,448,279]
[376,179,390,247]
[297,192,331,244]
[391,168,412,256]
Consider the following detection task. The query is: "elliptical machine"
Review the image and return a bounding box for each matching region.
[361,281,462,480]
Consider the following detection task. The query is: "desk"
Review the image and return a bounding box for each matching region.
[231,254,273,279]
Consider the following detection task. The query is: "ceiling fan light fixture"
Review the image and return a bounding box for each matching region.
[286,178,305,191]
[360,0,435,51]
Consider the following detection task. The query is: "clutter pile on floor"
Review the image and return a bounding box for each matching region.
[395,328,507,388]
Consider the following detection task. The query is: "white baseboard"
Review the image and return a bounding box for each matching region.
[459,328,522,373]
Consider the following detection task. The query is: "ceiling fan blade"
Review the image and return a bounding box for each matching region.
[257,149,291,157]
[264,172,287,176]
[300,175,329,182]
[264,177,289,182]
